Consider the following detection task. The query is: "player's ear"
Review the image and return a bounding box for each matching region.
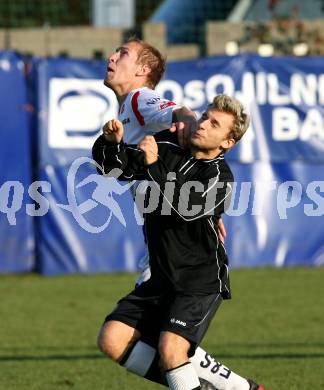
[136,63,151,76]
[220,137,235,152]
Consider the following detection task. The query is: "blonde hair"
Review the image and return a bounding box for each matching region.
[127,37,166,89]
[211,94,250,142]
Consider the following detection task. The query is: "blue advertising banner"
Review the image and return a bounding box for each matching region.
[224,162,324,267]
[161,54,324,162]
[37,58,146,275]
[35,54,324,274]
[0,51,35,273]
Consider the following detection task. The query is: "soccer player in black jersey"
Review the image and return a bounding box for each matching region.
[93,95,264,390]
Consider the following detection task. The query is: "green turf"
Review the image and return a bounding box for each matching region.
[1,268,324,390]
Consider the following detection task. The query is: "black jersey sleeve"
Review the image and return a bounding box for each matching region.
[146,157,233,221]
[92,134,146,180]
[92,131,179,181]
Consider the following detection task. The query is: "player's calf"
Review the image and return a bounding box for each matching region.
[159,331,201,390]
[158,331,191,370]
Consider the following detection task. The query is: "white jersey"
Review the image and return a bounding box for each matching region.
[118,87,179,282]
[118,87,179,144]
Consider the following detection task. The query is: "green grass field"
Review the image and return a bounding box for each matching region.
[1,268,324,390]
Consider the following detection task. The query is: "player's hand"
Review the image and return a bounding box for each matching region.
[170,108,197,149]
[169,121,195,149]
[103,119,124,144]
[138,135,158,165]
[216,218,226,244]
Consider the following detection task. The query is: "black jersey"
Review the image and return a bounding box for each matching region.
[92,131,234,297]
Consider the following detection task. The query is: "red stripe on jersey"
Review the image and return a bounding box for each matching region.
[131,91,145,126]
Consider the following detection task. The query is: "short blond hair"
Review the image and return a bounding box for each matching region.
[210,94,250,142]
[127,37,166,89]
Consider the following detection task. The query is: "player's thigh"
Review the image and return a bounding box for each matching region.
[98,320,140,347]
[100,281,164,351]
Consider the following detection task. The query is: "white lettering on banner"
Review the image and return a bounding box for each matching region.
[256,72,267,105]
[273,108,324,141]
[267,73,291,105]
[48,78,118,149]
[300,109,324,141]
[319,75,324,105]
[155,71,324,144]
[156,80,184,103]
[157,72,323,108]
[205,75,234,102]
[183,80,205,109]
[273,108,299,141]
[235,72,256,106]
[290,74,317,106]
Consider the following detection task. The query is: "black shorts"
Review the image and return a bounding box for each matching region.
[105,280,223,356]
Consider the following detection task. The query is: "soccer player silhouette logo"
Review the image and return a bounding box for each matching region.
[58,157,135,233]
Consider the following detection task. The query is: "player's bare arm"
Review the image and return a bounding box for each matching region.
[138,135,158,165]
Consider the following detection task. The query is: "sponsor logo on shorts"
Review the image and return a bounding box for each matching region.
[170,318,187,327]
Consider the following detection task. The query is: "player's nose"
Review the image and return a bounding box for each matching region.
[197,118,206,130]
[108,52,118,62]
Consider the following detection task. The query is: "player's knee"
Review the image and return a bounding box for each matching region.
[97,320,140,363]
[97,324,120,361]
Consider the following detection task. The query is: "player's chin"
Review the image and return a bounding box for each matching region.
[104,75,114,87]
[190,136,202,147]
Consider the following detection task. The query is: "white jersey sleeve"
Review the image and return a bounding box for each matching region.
[132,88,179,132]
[119,87,180,145]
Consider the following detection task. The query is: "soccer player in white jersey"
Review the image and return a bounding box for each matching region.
[97,38,262,390]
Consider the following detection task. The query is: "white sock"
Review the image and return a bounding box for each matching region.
[122,341,249,390]
[166,362,201,390]
[190,347,249,390]
[122,341,156,376]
